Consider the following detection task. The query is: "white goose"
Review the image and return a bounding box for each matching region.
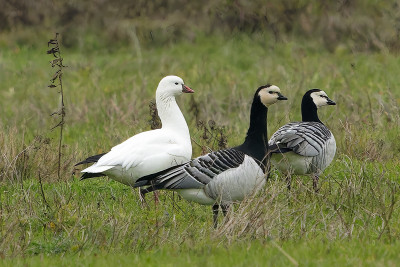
[75,75,194,186]
[268,89,336,191]
[134,85,287,227]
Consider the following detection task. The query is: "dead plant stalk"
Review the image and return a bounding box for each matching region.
[47,33,66,180]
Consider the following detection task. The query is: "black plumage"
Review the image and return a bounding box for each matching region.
[75,153,106,166]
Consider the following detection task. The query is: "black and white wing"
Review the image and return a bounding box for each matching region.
[134,149,246,193]
[268,122,332,157]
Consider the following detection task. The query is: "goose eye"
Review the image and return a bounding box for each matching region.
[175,82,179,85]
[269,91,274,94]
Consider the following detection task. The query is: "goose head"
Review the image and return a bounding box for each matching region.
[157,76,194,97]
[301,89,336,123]
[257,84,287,107]
[306,89,336,108]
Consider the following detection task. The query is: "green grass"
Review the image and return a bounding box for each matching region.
[3,240,400,267]
[0,32,400,265]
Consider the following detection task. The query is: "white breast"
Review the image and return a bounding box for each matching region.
[271,134,336,175]
[270,152,313,175]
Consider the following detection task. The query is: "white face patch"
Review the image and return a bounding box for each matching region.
[310,91,329,108]
[258,85,281,107]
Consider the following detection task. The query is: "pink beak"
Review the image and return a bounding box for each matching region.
[182,84,194,93]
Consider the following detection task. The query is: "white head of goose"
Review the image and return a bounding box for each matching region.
[134,84,287,227]
[75,75,194,186]
[268,88,336,191]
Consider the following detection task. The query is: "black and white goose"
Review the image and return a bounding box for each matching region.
[268,89,336,191]
[75,75,194,186]
[134,85,287,227]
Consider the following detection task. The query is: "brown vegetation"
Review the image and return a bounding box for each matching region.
[2,0,400,52]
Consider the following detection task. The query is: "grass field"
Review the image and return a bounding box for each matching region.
[1,32,400,266]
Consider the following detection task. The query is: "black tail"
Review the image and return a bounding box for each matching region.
[75,153,107,166]
[75,153,107,181]
[80,172,106,180]
[140,185,158,196]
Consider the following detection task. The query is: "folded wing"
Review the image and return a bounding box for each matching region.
[135,148,246,192]
[268,122,332,157]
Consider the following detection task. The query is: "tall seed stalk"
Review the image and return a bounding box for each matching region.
[47,33,66,180]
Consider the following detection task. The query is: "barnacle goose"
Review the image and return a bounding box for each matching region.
[268,89,336,191]
[134,85,287,227]
[75,76,194,186]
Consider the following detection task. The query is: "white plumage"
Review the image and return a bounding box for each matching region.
[76,75,194,186]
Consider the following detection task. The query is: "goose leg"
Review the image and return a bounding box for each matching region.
[140,183,160,207]
[312,175,319,192]
[153,191,159,205]
[265,161,272,182]
[212,204,219,228]
[221,204,230,217]
[139,189,149,208]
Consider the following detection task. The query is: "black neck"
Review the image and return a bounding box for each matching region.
[235,97,268,166]
[301,95,322,123]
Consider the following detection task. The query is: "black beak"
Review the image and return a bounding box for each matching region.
[182,84,194,93]
[277,93,288,100]
[327,98,336,105]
